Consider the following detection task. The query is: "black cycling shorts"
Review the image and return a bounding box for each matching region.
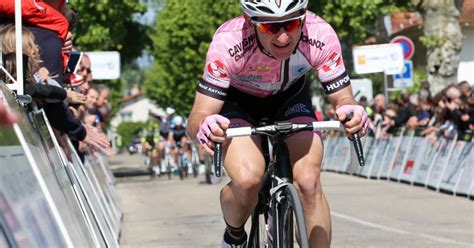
[219,76,317,126]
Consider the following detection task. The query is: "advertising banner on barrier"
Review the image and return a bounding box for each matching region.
[412,137,439,185]
[369,138,389,178]
[454,142,473,196]
[390,130,414,180]
[426,137,456,189]
[439,141,472,194]
[67,140,118,247]
[30,111,96,245]
[358,136,376,177]
[378,128,405,179]
[324,136,343,171]
[1,85,71,247]
[322,135,335,170]
[399,130,429,183]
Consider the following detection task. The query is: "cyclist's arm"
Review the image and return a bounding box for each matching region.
[186,92,224,139]
[327,86,357,110]
[327,85,367,135]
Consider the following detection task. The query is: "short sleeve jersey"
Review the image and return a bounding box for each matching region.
[198,11,350,100]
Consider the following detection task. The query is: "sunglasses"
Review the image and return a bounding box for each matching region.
[252,14,305,35]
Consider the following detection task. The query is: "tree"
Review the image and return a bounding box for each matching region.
[412,0,464,94]
[67,1,152,119]
[67,0,150,64]
[144,0,241,115]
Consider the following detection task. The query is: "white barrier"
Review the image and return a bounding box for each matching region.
[321,126,473,198]
[0,82,122,247]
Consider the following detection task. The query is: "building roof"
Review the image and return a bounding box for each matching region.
[460,0,474,25]
[389,0,474,34]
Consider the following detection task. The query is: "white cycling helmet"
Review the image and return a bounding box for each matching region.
[166,107,175,115]
[173,116,184,126]
[240,0,308,18]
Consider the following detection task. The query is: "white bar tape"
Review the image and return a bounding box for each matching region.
[226,127,253,138]
[312,121,344,131]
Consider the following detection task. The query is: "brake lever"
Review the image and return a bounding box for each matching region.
[342,113,365,167]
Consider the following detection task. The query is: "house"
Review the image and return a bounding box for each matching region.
[109,84,164,129]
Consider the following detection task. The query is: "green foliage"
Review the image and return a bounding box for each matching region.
[144,0,241,115]
[67,1,151,122]
[419,35,445,49]
[116,121,146,146]
[68,0,150,64]
[309,0,409,44]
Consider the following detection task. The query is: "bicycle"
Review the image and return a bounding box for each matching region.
[189,141,201,178]
[160,143,173,180]
[214,120,365,247]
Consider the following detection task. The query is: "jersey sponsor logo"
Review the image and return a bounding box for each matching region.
[300,35,325,50]
[323,73,350,94]
[249,64,271,72]
[284,103,311,117]
[322,52,342,72]
[207,60,227,79]
[292,65,307,77]
[233,74,264,82]
[228,34,256,62]
[197,81,227,100]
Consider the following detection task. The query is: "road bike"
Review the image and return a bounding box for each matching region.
[214,120,364,247]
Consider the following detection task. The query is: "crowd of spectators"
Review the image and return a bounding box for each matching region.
[324,81,473,140]
[0,0,113,161]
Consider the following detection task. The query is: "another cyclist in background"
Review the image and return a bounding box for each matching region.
[186,1,368,247]
[169,115,192,170]
[141,121,161,176]
[157,107,175,168]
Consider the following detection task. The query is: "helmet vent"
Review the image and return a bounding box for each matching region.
[285,0,298,12]
[256,6,274,14]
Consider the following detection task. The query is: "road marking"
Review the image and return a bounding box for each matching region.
[332,212,472,246]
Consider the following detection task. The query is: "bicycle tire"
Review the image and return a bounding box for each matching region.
[274,184,309,248]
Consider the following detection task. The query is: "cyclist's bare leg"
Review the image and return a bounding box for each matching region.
[181,136,192,161]
[171,146,179,163]
[221,119,265,228]
[287,116,330,248]
[157,140,166,159]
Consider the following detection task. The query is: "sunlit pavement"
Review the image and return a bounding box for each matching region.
[111,153,473,248]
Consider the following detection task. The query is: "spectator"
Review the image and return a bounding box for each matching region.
[444,85,472,132]
[416,99,433,128]
[94,84,112,126]
[458,81,473,106]
[394,93,417,128]
[0,25,85,104]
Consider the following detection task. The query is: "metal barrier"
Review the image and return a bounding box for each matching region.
[0,82,122,247]
[322,126,473,198]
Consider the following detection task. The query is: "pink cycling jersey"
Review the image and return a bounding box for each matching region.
[198,11,351,100]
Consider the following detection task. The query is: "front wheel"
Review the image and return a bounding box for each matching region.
[273,184,309,248]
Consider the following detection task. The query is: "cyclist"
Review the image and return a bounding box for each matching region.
[169,115,192,173]
[157,107,175,172]
[141,122,161,176]
[186,1,369,247]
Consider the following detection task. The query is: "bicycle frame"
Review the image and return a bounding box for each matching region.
[249,131,299,247]
[214,120,365,247]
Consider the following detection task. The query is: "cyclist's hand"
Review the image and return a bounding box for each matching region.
[196,114,230,154]
[336,105,369,137]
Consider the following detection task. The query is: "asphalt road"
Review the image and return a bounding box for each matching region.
[110,153,473,248]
